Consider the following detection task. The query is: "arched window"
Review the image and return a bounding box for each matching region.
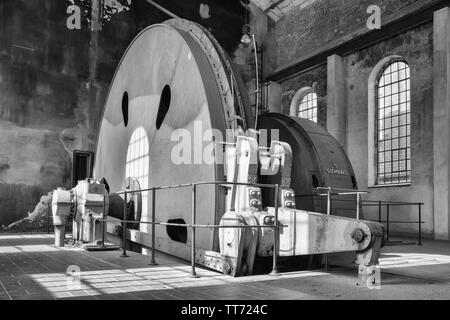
[298,91,318,123]
[126,127,149,214]
[376,60,411,185]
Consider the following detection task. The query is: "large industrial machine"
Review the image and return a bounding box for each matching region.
[52,19,384,277]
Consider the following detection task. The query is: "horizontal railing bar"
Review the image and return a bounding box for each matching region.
[370,220,425,224]
[112,183,193,195]
[99,219,286,229]
[294,195,424,206]
[316,187,370,193]
[108,180,279,196]
[360,200,425,205]
[194,181,278,188]
[214,141,236,146]
[361,203,425,206]
[317,192,369,196]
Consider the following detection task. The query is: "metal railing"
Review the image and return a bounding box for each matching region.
[316,187,370,220]
[362,200,424,245]
[99,181,284,278]
[315,187,370,270]
[299,188,424,246]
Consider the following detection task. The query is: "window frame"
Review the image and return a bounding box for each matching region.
[374,57,411,186]
[297,89,318,123]
[126,127,150,216]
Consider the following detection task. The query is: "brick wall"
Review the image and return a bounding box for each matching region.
[266,0,442,74]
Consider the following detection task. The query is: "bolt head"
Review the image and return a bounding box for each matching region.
[352,229,366,243]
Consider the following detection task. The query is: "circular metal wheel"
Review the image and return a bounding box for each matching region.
[165,19,254,130]
[258,113,357,216]
[94,20,252,259]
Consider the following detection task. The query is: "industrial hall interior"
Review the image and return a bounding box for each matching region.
[0,0,450,302]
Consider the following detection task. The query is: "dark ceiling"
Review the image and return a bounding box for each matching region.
[129,0,248,53]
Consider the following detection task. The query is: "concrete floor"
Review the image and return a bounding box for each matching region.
[0,234,449,300]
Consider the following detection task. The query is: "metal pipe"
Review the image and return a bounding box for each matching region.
[145,0,180,19]
[360,200,425,205]
[386,204,390,242]
[190,184,199,278]
[229,147,241,212]
[418,204,423,246]
[252,33,260,130]
[101,194,106,247]
[91,214,96,244]
[47,204,50,234]
[99,219,287,229]
[326,187,331,216]
[120,191,129,257]
[316,187,369,193]
[356,193,360,220]
[150,189,157,265]
[80,218,84,244]
[325,187,331,270]
[113,180,280,196]
[375,221,424,224]
[325,189,332,273]
[378,201,382,223]
[270,184,280,276]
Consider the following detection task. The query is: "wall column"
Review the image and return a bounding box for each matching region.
[433,7,450,240]
[327,54,347,148]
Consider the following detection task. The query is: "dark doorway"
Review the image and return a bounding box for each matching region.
[72,151,94,187]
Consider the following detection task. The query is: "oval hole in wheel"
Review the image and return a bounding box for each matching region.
[156,85,171,130]
[122,92,129,127]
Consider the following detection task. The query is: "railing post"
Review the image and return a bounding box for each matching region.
[190,183,199,278]
[47,203,50,234]
[270,184,280,276]
[418,203,423,246]
[378,201,382,223]
[120,191,129,258]
[386,204,390,242]
[326,187,331,215]
[101,194,106,248]
[324,187,332,271]
[356,193,360,220]
[150,189,158,265]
